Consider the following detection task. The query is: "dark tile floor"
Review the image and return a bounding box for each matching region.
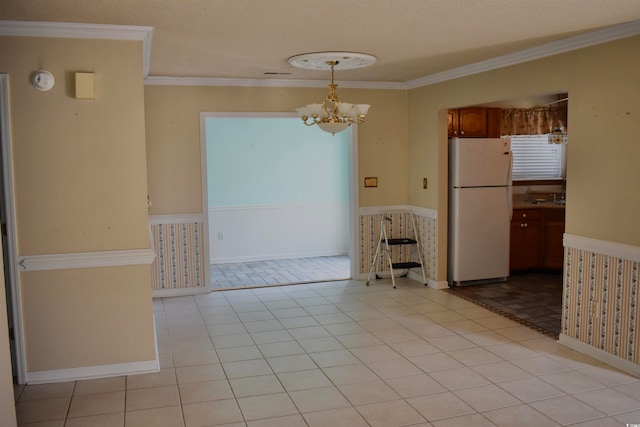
[210,255,351,290]
[446,271,563,338]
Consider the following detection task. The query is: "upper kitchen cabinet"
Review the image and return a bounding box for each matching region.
[448,107,502,138]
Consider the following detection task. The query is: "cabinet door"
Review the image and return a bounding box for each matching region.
[510,220,526,270]
[522,219,543,269]
[510,220,542,270]
[448,109,459,137]
[510,209,543,271]
[543,209,565,270]
[458,108,487,137]
[487,108,502,138]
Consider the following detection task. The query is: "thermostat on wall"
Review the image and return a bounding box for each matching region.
[32,70,55,92]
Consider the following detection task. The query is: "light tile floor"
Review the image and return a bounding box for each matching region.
[14,277,640,426]
[211,256,351,290]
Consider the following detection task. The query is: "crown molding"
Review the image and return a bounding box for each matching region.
[144,76,406,90]
[0,20,153,76]
[406,19,640,89]
[146,19,640,90]
[2,19,638,89]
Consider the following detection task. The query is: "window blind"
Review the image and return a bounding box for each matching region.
[511,135,564,180]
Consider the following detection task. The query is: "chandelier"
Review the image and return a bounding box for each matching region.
[288,52,376,135]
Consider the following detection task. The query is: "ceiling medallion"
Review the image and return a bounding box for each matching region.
[288,52,377,135]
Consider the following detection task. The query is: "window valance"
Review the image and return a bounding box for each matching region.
[501,107,567,136]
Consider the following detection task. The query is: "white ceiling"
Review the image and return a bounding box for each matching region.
[1,0,640,83]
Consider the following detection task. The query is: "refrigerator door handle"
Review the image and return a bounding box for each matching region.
[507,150,513,219]
[506,150,513,186]
[507,186,513,220]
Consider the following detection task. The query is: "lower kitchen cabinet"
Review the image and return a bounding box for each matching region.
[543,208,566,269]
[510,209,543,271]
[510,207,565,272]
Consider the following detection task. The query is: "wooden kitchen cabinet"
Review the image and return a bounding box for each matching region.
[510,207,566,272]
[486,108,502,138]
[448,107,502,138]
[510,209,543,271]
[543,208,566,269]
[447,109,459,137]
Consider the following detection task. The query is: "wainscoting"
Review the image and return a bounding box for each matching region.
[150,207,437,296]
[358,206,439,287]
[149,215,208,296]
[561,234,640,376]
[208,203,349,264]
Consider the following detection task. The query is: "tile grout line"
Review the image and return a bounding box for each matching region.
[18,278,640,426]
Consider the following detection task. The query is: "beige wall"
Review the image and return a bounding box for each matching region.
[0,37,150,254]
[144,85,408,214]
[20,266,156,371]
[0,36,156,378]
[408,35,640,280]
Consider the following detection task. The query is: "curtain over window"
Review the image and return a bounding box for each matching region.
[502,107,567,136]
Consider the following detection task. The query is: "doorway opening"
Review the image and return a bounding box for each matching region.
[446,93,567,337]
[201,114,358,290]
[1,74,26,384]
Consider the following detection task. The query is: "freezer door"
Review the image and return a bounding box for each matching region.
[450,138,512,187]
[450,186,511,283]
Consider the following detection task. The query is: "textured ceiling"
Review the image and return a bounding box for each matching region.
[1,0,640,82]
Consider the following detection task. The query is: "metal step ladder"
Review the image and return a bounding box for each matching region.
[365,212,427,289]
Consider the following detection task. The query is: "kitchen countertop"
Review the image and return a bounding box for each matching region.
[513,200,566,209]
[513,195,566,209]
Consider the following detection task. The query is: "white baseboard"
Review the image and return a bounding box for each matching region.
[357,270,445,290]
[407,270,427,286]
[427,279,449,289]
[26,358,159,385]
[28,313,163,384]
[152,286,213,298]
[405,271,449,289]
[558,334,640,378]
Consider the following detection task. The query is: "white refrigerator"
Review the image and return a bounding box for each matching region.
[448,137,512,286]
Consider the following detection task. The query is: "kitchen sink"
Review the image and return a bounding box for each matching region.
[527,200,566,206]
